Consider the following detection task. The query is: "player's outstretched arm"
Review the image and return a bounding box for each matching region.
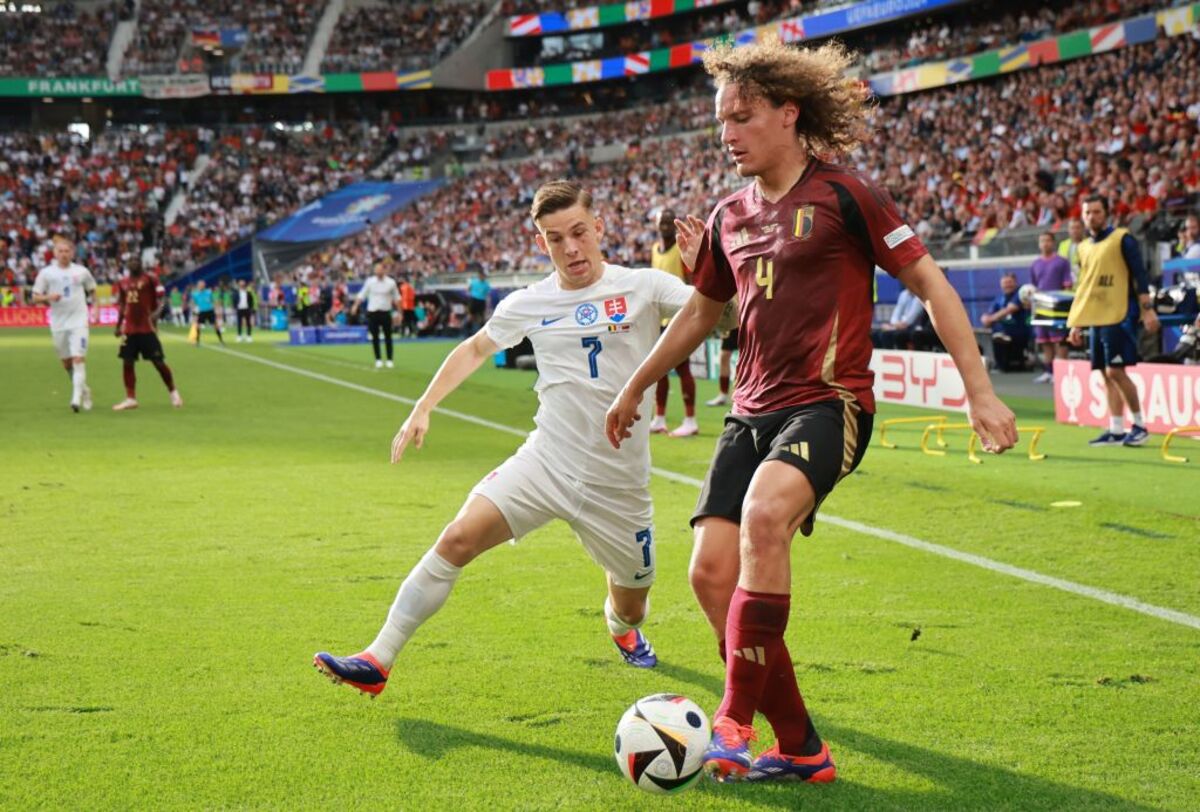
[898,254,1018,453]
[605,290,725,449]
[391,329,500,463]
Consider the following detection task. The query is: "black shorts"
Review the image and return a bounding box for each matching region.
[692,399,873,528]
[118,332,165,362]
[468,298,486,317]
[720,328,740,352]
[197,310,217,325]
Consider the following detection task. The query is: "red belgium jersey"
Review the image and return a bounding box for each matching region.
[116,273,165,335]
[692,159,928,414]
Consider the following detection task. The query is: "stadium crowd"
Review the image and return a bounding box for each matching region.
[866,37,1200,248]
[301,34,1200,279]
[857,0,1177,73]
[456,92,712,161]
[520,0,804,65]
[160,122,395,271]
[0,128,198,285]
[0,1,120,77]
[123,0,321,76]
[322,1,492,72]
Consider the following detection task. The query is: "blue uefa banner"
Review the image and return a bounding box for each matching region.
[258,180,443,243]
[801,0,966,39]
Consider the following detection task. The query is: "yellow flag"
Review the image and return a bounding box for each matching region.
[188,323,199,344]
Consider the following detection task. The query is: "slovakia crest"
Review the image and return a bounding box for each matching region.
[575,303,598,325]
[604,296,628,322]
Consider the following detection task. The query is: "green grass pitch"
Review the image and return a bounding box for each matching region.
[1,326,1198,810]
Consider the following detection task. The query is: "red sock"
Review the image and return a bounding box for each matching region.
[654,376,669,413]
[123,363,136,399]
[718,637,816,754]
[716,587,789,726]
[719,375,730,395]
[677,362,696,416]
[153,361,175,391]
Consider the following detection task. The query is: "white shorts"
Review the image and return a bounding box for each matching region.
[51,327,89,359]
[471,444,656,588]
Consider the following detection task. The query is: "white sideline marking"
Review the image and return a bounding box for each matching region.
[209,344,1200,632]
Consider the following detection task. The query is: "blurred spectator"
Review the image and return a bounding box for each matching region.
[981,272,1031,371]
[323,1,490,72]
[0,2,115,77]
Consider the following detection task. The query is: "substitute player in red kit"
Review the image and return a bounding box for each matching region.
[112,258,183,411]
[606,38,1017,784]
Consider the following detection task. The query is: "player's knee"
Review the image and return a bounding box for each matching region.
[434,520,481,566]
[688,555,734,603]
[1104,366,1126,382]
[740,501,790,552]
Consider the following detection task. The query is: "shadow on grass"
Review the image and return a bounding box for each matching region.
[395,717,1152,810]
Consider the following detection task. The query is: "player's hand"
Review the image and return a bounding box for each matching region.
[114,326,121,338]
[674,215,705,272]
[1141,309,1160,334]
[1067,327,1083,346]
[48,293,62,302]
[391,406,431,463]
[969,391,1018,454]
[605,387,643,450]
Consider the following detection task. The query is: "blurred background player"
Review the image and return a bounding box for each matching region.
[649,207,699,437]
[465,269,490,335]
[352,262,401,368]
[1029,232,1073,383]
[1067,195,1160,447]
[399,275,418,338]
[168,286,185,327]
[606,39,1017,785]
[313,181,693,697]
[190,280,225,345]
[112,259,182,411]
[707,323,738,407]
[234,278,256,343]
[31,234,95,412]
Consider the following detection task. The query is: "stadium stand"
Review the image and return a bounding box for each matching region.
[123,0,322,76]
[322,1,492,72]
[0,1,118,77]
[0,128,198,283]
[855,0,1174,73]
[160,122,396,272]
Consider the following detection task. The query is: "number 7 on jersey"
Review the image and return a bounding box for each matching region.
[581,336,602,378]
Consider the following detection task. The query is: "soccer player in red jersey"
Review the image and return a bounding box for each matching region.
[112,259,183,411]
[606,39,1017,784]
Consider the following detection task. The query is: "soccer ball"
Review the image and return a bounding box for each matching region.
[614,694,710,794]
[1019,283,1037,305]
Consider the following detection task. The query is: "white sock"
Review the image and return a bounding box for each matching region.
[1131,412,1144,427]
[604,595,647,637]
[1109,416,1124,433]
[71,362,86,402]
[366,548,462,669]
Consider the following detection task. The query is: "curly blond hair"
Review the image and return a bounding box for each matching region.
[701,36,869,156]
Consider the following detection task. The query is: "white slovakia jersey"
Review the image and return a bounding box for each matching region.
[32,263,96,332]
[485,263,693,488]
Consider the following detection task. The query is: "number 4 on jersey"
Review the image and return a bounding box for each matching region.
[755,256,774,300]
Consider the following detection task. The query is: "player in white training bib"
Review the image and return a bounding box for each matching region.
[314,180,693,696]
[31,234,97,413]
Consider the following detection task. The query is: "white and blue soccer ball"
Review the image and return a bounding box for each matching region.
[614,694,710,794]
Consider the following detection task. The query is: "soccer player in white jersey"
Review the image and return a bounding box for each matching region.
[314,180,694,696]
[31,235,97,413]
